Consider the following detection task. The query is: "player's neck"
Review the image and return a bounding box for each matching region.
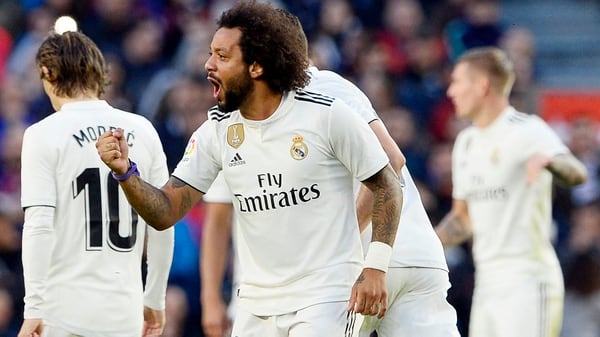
[239,85,283,121]
[473,97,509,128]
[51,93,100,111]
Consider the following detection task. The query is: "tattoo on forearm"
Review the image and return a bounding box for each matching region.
[437,213,471,246]
[166,178,193,215]
[126,176,173,225]
[365,166,402,246]
[356,272,365,284]
[546,154,587,187]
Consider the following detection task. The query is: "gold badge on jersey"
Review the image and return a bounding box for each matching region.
[227,123,245,149]
[491,148,500,165]
[290,135,308,160]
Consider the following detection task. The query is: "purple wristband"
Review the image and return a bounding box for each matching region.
[111,160,140,181]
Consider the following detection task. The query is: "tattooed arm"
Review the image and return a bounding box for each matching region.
[115,175,203,231]
[356,120,406,232]
[526,152,588,188]
[96,128,204,230]
[349,164,402,318]
[436,199,473,247]
[546,153,588,187]
[361,164,403,247]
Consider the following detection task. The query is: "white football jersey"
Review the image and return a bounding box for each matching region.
[452,107,568,285]
[173,90,388,315]
[307,67,448,271]
[21,100,173,337]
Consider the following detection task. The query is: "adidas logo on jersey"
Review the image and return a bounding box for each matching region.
[228,153,246,167]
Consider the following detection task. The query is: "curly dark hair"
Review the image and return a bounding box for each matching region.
[217,0,310,93]
[36,31,108,98]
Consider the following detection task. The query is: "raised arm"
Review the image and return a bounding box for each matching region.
[528,153,588,187]
[435,198,473,246]
[96,128,203,230]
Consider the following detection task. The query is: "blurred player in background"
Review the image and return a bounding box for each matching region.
[436,46,588,337]
[18,26,173,337]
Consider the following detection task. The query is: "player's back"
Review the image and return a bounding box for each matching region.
[21,100,169,336]
[307,67,447,271]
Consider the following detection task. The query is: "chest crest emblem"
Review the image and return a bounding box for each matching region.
[491,148,500,165]
[227,123,245,149]
[290,135,308,160]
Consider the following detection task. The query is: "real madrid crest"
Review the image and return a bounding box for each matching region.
[227,123,245,149]
[290,135,308,160]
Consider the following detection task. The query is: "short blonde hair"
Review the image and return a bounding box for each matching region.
[458,47,515,97]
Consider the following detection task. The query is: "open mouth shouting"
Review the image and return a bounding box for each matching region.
[207,75,222,101]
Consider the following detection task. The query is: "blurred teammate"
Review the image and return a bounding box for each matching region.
[97,1,402,336]
[18,29,173,337]
[200,8,460,337]
[436,47,588,337]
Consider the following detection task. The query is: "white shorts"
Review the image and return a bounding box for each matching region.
[231,301,363,337]
[360,267,460,337]
[469,280,563,337]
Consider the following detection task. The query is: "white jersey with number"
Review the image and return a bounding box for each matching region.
[21,100,173,337]
[452,107,568,285]
[307,67,448,271]
[173,90,388,316]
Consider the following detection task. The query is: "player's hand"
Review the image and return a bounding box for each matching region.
[201,297,231,337]
[17,318,43,337]
[142,306,165,337]
[348,268,388,318]
[96,128,130,175]
[526,153,551,185]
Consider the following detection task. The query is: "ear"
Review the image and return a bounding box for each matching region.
[477,75,491,97]
[40,66,54,81]
[248,62,263,79]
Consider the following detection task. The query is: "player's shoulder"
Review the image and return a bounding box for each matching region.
[294,89,336,107]
[501,108,552,138]
[500,107,552,129]
[308,68,360,96]
[24,109,72,138]
[110,107,159,133]
[207,105,232,122]
[504,108,537,125]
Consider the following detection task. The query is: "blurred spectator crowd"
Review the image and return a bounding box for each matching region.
[0,0,598,336]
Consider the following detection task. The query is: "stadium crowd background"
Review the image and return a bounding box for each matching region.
[0,0,599,336]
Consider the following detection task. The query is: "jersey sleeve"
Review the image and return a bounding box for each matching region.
[144,225,174,310]
[21,206,55,319]
[328,99,389,181]
[172,120,222,193]
[142,120,174,310]
[451,131,470,200]
[21,125,58,208]
[307,68,379,124]
[203,172,232,203]
[523,116,570,158]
